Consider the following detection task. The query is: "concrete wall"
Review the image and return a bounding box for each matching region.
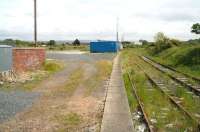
[13,48,45,73]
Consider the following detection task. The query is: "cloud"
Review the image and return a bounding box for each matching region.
[133,8,199,22]
[0,0,199,41]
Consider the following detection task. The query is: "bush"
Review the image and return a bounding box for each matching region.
[176,47,200,66]
[150,32,182,55]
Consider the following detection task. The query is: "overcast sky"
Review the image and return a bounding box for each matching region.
[0,0,199,41]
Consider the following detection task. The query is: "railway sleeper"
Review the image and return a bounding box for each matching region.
[141,56,200,97]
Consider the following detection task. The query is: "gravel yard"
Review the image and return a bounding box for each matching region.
[0,91,40,123]
[0,52,116,132]
[47,52,116,62]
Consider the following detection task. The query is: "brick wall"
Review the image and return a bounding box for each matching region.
[13,48,45,73]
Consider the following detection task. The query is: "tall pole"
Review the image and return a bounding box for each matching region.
[116,17,119,42]
[34,0,37,47]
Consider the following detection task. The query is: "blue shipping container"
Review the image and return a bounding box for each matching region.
[0,45,12,72]
[90,41,119,53]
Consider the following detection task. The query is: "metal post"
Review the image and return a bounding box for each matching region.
[34,0,37,47]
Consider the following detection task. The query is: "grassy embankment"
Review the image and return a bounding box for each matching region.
[126,44,200,78]
[151,44,200,78]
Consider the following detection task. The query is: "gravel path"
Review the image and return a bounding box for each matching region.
[0,90,40,123]
[47,52,116,62]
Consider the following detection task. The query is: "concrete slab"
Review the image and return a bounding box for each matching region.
[101,54,134,132]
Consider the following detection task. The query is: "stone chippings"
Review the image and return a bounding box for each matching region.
[0,90,40,123]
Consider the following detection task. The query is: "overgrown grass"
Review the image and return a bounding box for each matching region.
[123,73,137,112]
[21,72,46,91]
[43,60,65,73]
[124,44,200,78]
[84,60,112,96]
[0,60,65,91]
[22,60,65,91]
[54,112,82,131]
[151,45,200,78]
[60,68,84,95]
[56,112,82,126]
[132,51,200,123]
[121,50,199,131]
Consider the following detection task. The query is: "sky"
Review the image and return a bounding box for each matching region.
[0,0,199,41]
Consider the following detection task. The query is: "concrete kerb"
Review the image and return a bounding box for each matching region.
[101,54,134,132]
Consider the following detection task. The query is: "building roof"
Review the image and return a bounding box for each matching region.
[0,45,12,48]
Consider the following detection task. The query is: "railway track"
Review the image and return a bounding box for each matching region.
[141,56,200,96]
[127,73,154,132]
[144,56,200,83]
[135,63,200,131]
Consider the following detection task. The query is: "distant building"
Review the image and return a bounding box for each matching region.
[134,41,142,45]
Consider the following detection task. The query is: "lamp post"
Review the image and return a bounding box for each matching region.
[34,0,37,47]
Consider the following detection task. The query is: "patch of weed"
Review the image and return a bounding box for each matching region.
[84,60,112,96]
[55,112,82,131]
[43,60,65,73]
[123,73,137,112]
[62,68,84,95]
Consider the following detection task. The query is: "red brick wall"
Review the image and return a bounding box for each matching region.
[13,48,45,73]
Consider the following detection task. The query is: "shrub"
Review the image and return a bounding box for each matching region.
[150,32,182,55]
[176,47,200,66]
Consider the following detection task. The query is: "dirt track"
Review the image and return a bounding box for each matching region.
[0,52,115,132]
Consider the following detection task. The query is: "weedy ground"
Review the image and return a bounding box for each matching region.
[0,60,65,91]
[121,49,199,131]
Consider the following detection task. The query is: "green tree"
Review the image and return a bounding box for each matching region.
[139,39,148,45]
[3,39,15,46]
[191,23,200,35]
[48,40,56,47]
[73,39,80,46]
[153,32,172,54]
[154,32,166,42]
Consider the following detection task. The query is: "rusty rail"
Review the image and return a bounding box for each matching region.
[127,73,154,132]
[135,63,200,130]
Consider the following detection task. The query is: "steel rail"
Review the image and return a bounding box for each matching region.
[127,73,154,132]
[135,63,200,130]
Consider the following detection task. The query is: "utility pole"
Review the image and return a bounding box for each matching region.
[34,0,37,47]
[116,17,119,42]
[121,34,124,42]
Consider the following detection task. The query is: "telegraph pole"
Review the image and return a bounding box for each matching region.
[116,17,119,42]
[34,0,37,47]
